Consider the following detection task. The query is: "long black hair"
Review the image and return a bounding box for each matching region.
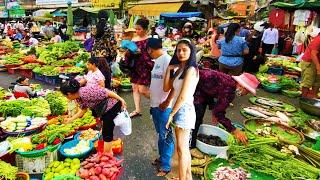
[96,10,109,39]
[225,23,240,43]
[136,18,149,30]
[60,79,80,95]
[97,57,111,89]
[169,39,198,79]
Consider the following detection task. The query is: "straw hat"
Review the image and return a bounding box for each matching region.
[232,73,260,95]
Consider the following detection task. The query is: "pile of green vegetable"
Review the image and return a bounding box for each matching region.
[51,59,75,67]
[74,52,90,64]
[228,135,320,179]
[45,92,68,116]
[37,50,58,64]
[0,98,52,117]
[0,87,5,100]
[32,110,95,146]
[33,66,60,76]
[279,76,300,90]
[21,97,51,117]
[4,54,23,65]
[63,67,84,74]
[0,99,30,117]
[0,160,18,180]
[21,63,41,69]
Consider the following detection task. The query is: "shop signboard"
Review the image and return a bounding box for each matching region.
[92,0,120,9]
[36,0,78,5]
[9,8,25,18]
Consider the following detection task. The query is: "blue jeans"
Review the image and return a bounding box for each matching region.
[150,107,174,171]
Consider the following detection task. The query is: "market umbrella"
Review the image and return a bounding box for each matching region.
[109,10,116,26]
[128,15,134,28]
[66,1,73,37]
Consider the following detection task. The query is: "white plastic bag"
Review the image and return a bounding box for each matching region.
[114,109,132,135]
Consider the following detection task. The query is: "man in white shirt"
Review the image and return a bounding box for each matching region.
[261,23,279,55]
[148,38,175,176]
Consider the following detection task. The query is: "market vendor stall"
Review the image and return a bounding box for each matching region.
[256,55,302,98]
[190,96,320,179]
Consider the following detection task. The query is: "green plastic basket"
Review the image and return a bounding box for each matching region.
[281,89,301,98]
[16,144,61,158]
[53,175,82,180]
[261,82,281,93]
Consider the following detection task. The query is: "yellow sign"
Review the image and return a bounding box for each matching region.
[92,0,120,8]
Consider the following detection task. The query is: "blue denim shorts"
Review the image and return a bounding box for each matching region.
[173,103,196,130]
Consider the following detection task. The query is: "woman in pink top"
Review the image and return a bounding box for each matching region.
[210,28,224,58]
[60,79,127,153]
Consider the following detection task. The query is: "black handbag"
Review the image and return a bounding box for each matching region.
[92,98,108,117]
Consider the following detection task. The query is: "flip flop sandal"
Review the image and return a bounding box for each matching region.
[151,158,161,166]
[171,177,179,180]
[156,169,170,177]
[130,111,142,118]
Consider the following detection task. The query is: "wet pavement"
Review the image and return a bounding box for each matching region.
[0,72,299,180]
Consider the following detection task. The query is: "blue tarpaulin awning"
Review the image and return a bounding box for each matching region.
[160,12,202,19]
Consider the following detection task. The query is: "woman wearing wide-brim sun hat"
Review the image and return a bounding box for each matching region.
[191,69,260,148]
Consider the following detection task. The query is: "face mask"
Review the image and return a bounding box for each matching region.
[61,28,66,33]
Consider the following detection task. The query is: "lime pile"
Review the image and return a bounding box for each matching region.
[44,158,81,180]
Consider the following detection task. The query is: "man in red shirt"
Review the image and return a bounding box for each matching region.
[301,27,320,98]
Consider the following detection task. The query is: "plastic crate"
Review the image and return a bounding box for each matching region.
[15,145,60,174]
[19,69,33,79]
[44,76,61,85]
[7,66,20,74]
[34,73,46,82]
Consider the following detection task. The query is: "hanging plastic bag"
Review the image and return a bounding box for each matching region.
[271,47,278,55]
[111,61,123,77]
[114,109,132,135]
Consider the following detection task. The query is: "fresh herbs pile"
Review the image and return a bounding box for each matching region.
[33,66,60,76]
[21,97,51,117]
[45,92,68,116]
[0,99,30,117]
[228,135,320,179]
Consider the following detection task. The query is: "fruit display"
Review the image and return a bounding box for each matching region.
[3,54,23,65]
[112,138,123,154]
[0,160,18,180]
[0,115,47,132]
[64,140,91,155]
[43,158,81,180]
[77,152,123,179]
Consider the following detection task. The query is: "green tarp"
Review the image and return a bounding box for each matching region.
[273,0,320,9]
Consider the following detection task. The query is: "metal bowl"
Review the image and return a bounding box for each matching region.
[299,97,320,116]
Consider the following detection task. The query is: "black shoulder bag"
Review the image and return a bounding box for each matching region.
[92,98,109,118]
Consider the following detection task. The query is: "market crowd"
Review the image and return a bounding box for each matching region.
[7,9,320,180]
